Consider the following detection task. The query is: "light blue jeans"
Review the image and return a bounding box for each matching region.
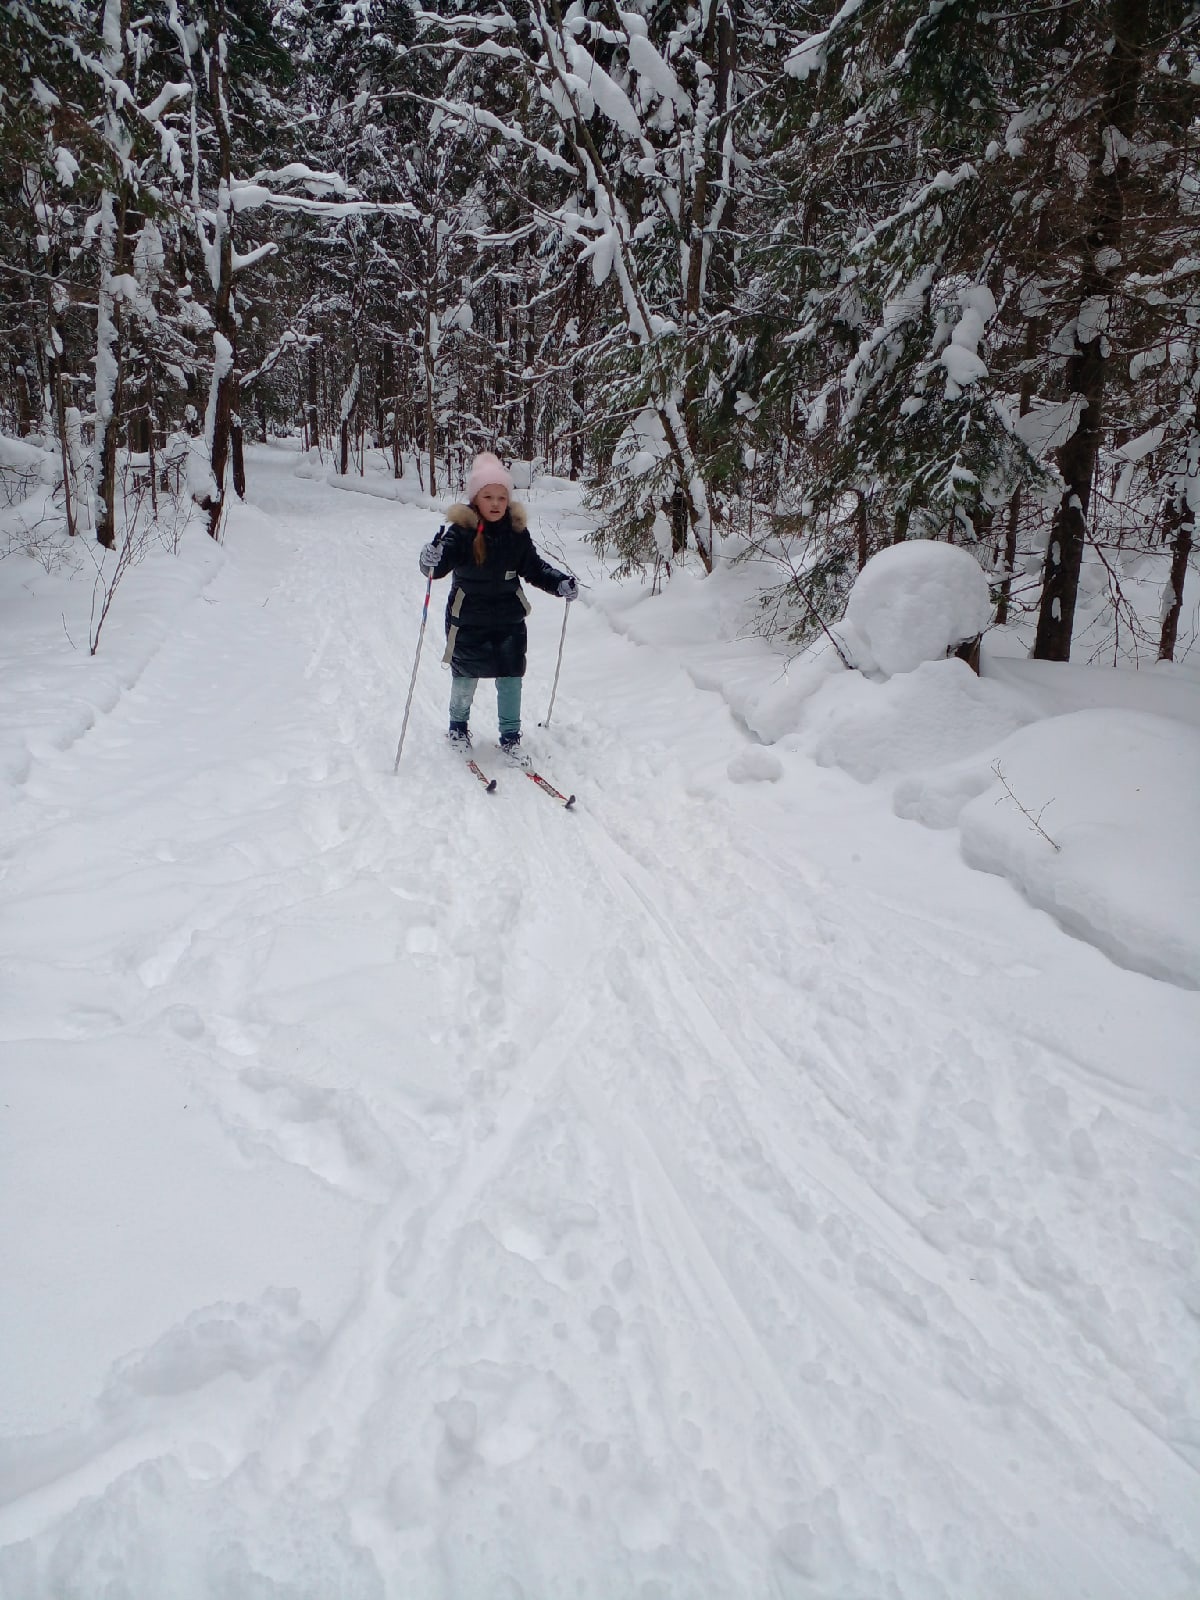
[450,674,522,737]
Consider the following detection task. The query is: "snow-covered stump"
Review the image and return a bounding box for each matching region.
[839,540,992,678]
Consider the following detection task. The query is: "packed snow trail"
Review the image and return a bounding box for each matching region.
[1,451,1197,1598]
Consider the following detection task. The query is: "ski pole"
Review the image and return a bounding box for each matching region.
[541,602,570,729]
[393,573,433,772]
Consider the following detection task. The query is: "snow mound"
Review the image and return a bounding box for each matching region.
[0,1457,385,1599]
[841,540,991,677]
[0,436,55,478]
[983,650,1200,730]
[895,709,1200,988]
[0,435,57,504]
[813,658,1036,781]
[727,747,783,783]
[710,648,844,745]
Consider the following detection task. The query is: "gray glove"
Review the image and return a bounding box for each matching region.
[419,539,442,577]
[557,575,579,602]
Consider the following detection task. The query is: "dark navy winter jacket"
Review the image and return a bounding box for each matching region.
[427,502,568,679]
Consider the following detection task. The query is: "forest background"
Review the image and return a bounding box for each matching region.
[2,0,1197,666]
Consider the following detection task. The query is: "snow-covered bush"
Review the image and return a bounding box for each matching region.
[840,539,991,677]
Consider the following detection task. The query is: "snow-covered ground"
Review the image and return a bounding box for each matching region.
[1,445,1197,1599]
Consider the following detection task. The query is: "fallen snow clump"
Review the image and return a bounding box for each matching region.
[841,539,991,677]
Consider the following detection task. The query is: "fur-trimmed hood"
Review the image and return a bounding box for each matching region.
[446,501,527,533]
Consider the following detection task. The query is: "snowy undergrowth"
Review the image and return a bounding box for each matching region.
[0,469,221,789]
[589,538,1200,993]
[1,445,1197,1599]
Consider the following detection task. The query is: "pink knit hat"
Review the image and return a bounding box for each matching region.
[465,451,513,504]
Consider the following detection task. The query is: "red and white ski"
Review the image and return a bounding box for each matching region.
[522,769,575,808]
[465,757,497,793]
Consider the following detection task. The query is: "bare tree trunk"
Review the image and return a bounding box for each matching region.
[11,356,33,436]
[1158,479,1195,661]
[305,329,320,452]
[424,246,438,497]
[521,285,536,464]
[93,0,134,550]
[204,6,239,541]
[996,207,1052,627]
[128,402,150,454]
[671,0,737,571]
[386,343,397,466]
[94,186,126,550]
[493,270,507,441]
[1033,0,1148,660]
[670,487,687,555]
[147,417,159,519]
[377,339,391,461]
[856,490,869,572]
[207,341,236,539]
[569,372,585,481]
[682,2,737,567]
[56,387,78,539]
[995,490,1021,627]
[424,351,438,497]
[231,401,246,499]
[45,281,78,537]
[569,262,586,481]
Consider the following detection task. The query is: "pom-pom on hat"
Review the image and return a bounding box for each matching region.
[465,451,513,504]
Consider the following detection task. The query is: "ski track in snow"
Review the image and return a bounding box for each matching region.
[1,453,1197,1598]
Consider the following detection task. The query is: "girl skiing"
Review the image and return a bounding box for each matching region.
[419,452,577,755]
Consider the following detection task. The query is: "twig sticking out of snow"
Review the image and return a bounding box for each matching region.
[991,760,1061,852]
